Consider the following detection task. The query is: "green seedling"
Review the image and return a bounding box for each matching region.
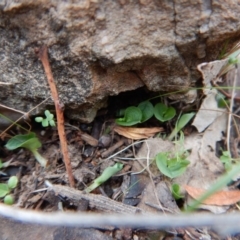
[156,132,190,179]
[138,101,154,122]
[85,163,123,193]
[116,101,175,126]
[215,93,229,108]
[0,176,18,205]
[115,106,142,126]
[168,112,195,141]
[0,159,11,169]
[35,110,56,127]
[220,150,234,171]
[171,183,184,200]
[5,132,48,167]
[154,103,176,122]
[156,152,190,179]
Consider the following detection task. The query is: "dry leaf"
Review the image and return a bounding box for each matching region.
[185,185,240,206]
[114,126,163,140]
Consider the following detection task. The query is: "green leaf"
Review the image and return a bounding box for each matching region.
[45,110,54,120]
[138,101,154,123]
[4,195,14,205]
[220,151,233,171]
[49,119,56,127]
[5,133,40,150]
[85,163,123,193]
[155,152,173,178]
[176,112,195,131]
[5,133,47,168]
[116,106,142,126]
[228,57,239,65]
[35,117,43,123]
[8,176,18,189]
[42,119,49,127]
[0,184,9,197]
[155,152,189,179]
[167,158,190,178]
[171,183,183,200]
[168,113,195,140]
[154,103,176,122]
[215,93,228,108]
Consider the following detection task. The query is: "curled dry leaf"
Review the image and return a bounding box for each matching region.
[114,126,163,140]
[185,185,240,206]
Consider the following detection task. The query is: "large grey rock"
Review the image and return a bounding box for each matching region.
[0,0,240,122]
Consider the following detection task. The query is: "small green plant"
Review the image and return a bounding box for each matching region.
[5,132,48,167]
[85,163,123,193]
[154,103,176,122]
[220,150,234,171]
[168,112,195,140]
[35,110,56,127]
[155,132,190,179]
[116,100,176,126]
[171,183,184,200]
[0,176,18,205]
[0,159,11,169]
[215,93,229,108]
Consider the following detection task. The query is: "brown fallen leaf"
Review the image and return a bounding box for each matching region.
[114,126,163,140]
[185,185,240,206]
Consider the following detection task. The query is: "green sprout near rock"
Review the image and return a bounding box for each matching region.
[0,176,18,205]
[116,100,175,126]
[5,132,48,168]
[35,110,56,127]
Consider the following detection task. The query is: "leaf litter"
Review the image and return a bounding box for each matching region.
[2,44,240,239]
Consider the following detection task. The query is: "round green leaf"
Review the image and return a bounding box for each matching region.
[8,176,18,189]
[138,101,154,123]
[0,184,9,197]
[154,103,176,122]
[49,119,56,127]
[4,194,14,205]
[45,110,54,120]
[116,106,142,126]
[42,119,49,127]
[35,117,43,123]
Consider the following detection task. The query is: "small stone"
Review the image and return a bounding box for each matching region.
[98,134,112,148]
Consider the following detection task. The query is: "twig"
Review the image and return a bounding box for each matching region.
[226,65,238,153]
[101,140,125,158]
[36,46,75,187]
[0,97,50,137]
[48,183,145,215]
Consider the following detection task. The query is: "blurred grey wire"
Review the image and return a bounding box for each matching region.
[0,203,239,236]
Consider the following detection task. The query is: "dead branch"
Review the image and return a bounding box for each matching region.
[36,46,75,187]
[50,184,145,214]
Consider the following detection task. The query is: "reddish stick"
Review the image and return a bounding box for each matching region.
[37,46,75,187]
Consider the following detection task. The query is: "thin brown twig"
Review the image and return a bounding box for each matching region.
[36,46,75,188]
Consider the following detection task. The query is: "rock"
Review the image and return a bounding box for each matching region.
[0,0,240,122]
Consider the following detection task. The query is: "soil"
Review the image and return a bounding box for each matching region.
[0,85,240,239]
